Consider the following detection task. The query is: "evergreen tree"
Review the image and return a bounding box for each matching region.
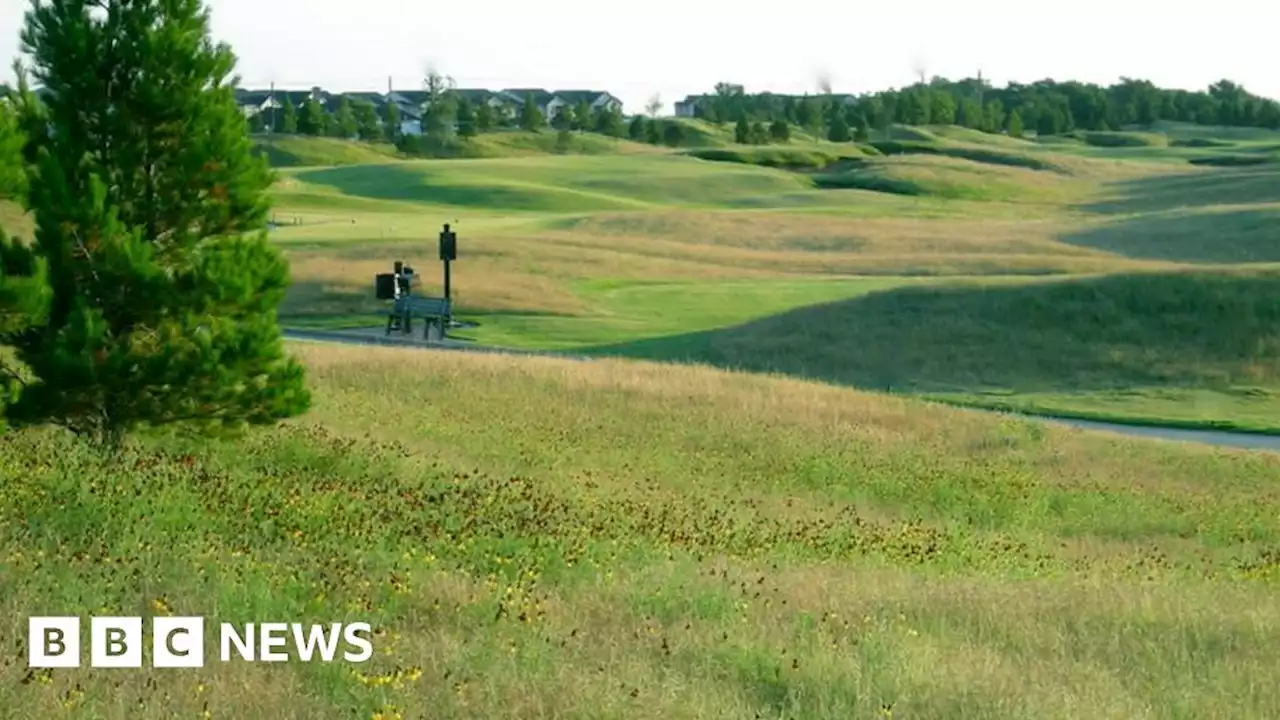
[593,106,623,137]
[353,101,381,141]
[519,94,544,131]
[0,96,26,199]
[628,114,646,141]
[734,116,750,144]
[1007,109,1024,138]
[384,103,401,141]
[768,119,790,142]
[0,0,308,448]
[644,117,661,144]
[853,115,870,142]
[456,97,477,138]
[333,97,357,138]
[474,101,493,132]
[827,113,851,142]
[281,98,298,133]
[550,105,572,132]
[572,101,592,132]
[983,99,1005,134]
[663,121,685,147]
[298,96,326,135]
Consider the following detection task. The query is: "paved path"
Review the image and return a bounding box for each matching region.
[282,328,1280,453]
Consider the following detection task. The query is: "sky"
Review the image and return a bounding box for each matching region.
[1,0,1277,113]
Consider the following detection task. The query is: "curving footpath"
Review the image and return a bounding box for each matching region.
[282,328,1280,453]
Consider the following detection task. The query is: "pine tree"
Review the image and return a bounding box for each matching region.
[1,0,309,448]
[628,115,646,141]
[734,116,750,144]
[281,98,298,133]
[353,101,381,141]
[827,113,851,142]
[298,97,326,136]
[333,97,358,138]
[1007,110,1024,138]
[384,103,401,141]
[455,97,476,138]
[519,94,544,131]
[853,115,870,142]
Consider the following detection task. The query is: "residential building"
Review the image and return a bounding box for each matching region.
[232,84,626,133]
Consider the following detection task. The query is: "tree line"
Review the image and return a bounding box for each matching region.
[694,77,1280,143]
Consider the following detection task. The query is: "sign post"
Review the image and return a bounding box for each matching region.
[439,223,457,302]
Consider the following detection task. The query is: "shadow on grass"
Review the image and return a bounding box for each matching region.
[579,271,1280,396]
[1059,207,1280,263]
[295,164,565,211]
[1082,165,1280,214]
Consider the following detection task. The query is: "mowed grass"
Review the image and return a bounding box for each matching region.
[2,345,1279,719]
[589,269,1280,432]
[190,123,1280,432]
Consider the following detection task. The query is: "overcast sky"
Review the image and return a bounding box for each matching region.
[1,0,1277,113]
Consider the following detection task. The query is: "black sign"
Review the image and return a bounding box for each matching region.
[439,223,457,261]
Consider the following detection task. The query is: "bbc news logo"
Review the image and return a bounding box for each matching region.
[28,617,374,668]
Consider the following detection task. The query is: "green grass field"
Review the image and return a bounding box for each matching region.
[3,346,1279,719]
[245,122,1280,433]
[5,121,1280,718]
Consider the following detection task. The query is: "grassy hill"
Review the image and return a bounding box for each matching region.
[260,121,1280,436]
[5,119,1280,718]
[4,343,1279,718]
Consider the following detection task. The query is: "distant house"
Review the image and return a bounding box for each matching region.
[552,90,624,116]
[674,95,702,117]
[233,83,628,135]
[385,90,426,135]
[500,89,567,120]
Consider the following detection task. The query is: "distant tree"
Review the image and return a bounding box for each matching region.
[520,94,544,131]
[734,116,750,144]
[768,119,790,142]
[853,115,870,142]
[555,128,573,154]
[645,93,663,117]
[298,96,326,135]
[593,105,624,137]
[281,97,298,133]
[550,104,572,132]
[798,97,823,140]
[827,113,850,142]
[422,69,457,146]
[628,114,646,140]
[353,101,381,141]
[1259,101,1280,130]
[456,96,477,138]
[748,121,766,144]
[474,101,493,132]
[1007,109,1024,138]
[332,97,358,138]
[572,101,592,131]
[955,98,983,129]
[983,99,1005,134]
[709,82,743,125]
[662,121,684,147]
[644,117,661,144]
[930,91,957,125]
[1,0,308,448]
[384,102,401,141]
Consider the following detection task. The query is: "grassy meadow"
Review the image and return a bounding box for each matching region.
[4,120,1280,719]
[3,345,1280,719]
